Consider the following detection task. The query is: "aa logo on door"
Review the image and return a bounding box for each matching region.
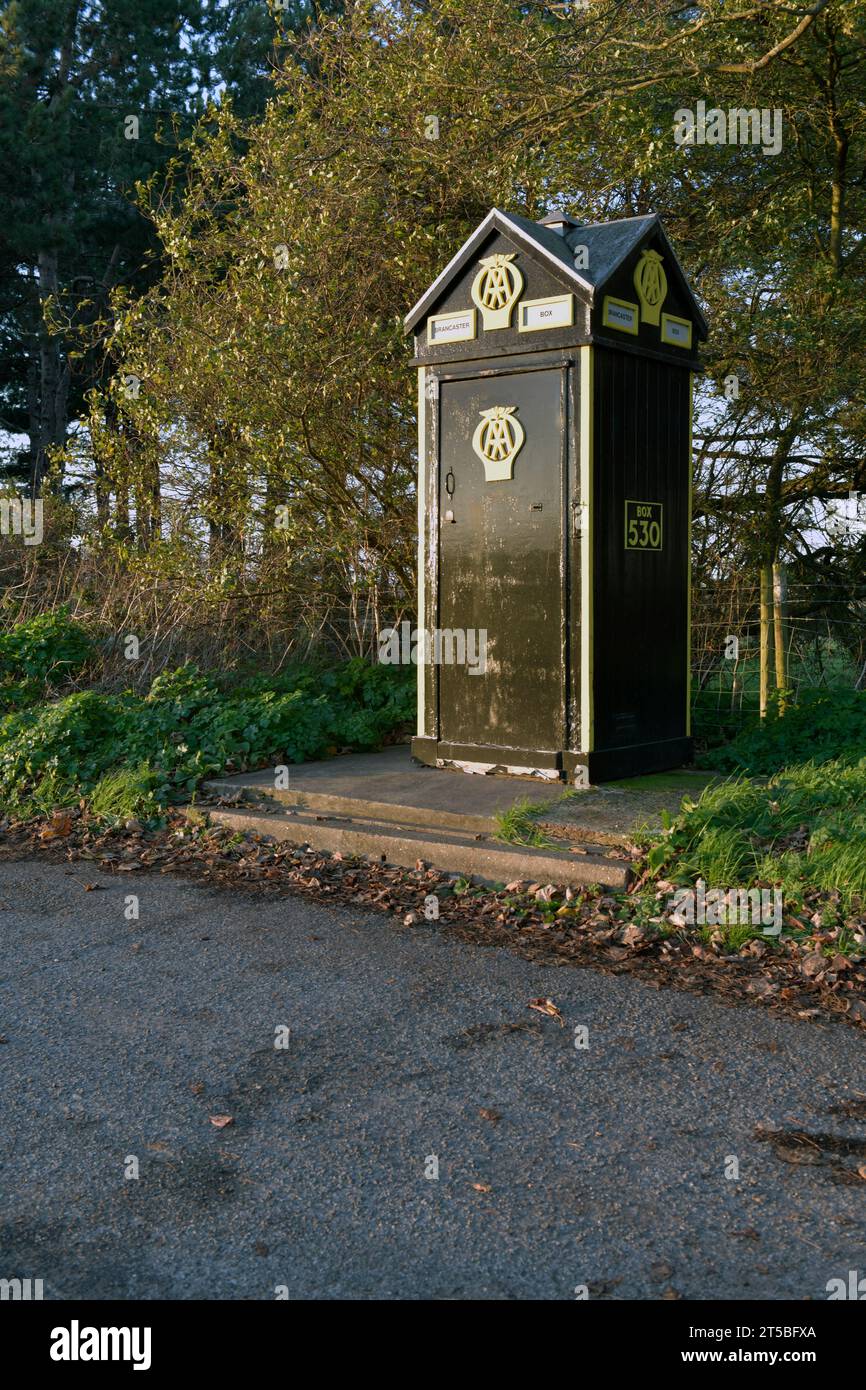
[471,253,524,329]
[472,405,525,482]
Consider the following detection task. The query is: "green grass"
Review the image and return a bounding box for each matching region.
[691,637,862,748]
[644,756,866,914]
[494,795,561,849]
[609,771,715,793]
[87,764,162,822]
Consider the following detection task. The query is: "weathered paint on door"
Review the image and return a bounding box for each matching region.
[438,368,565,751]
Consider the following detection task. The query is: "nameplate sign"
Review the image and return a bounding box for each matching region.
[427,309,476,345]
[602,296,639,335]
[518,294,574,333]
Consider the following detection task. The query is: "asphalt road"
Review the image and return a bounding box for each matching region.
[1,859,864,1301]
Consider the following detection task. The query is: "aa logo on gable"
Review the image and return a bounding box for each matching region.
[472,405,525,482]
[471,253,523,329]
[633,250,668,326]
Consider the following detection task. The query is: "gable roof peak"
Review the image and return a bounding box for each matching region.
[404,206,706,339]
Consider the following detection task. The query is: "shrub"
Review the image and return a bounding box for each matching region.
[698,690,866,776]
[0,658,415,821]
[0,609,95,709]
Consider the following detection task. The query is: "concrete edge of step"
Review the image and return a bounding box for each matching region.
[184,803,632,891]
[202,780,496,835]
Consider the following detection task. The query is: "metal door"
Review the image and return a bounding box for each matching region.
[437,367,565,752]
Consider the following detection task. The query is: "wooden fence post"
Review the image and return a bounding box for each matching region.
[772,563,788,714]
[760,565,773,719]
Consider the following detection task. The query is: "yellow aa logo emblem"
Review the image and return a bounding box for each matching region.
[471,253,524,329]
[633,249,668,326]
[472,405,525,482]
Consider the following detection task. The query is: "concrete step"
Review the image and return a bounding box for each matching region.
[191,802,632,891]
[203,778,496,835]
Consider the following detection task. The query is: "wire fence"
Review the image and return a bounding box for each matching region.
[692,573,866,741]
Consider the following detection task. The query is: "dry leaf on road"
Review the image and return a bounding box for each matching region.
[528,997,563,1025]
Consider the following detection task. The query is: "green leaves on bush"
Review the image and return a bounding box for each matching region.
[0,657,415,821]
[697,690,866,776]
[0,609,95,709]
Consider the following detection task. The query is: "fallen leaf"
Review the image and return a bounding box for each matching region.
[528,997,564,1025]
[478,1108,501,1125]
[38,812,73,841]
[746,979,778,997]
[209,1114,233,1128]
[471,1182,491,1193]
[801,953,825,977]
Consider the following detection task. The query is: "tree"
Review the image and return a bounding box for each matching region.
[0,0,333,496]
[68,0,866,667]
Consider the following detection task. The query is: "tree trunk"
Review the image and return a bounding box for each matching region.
[32,249,70,497]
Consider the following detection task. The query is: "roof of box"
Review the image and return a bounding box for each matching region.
[403,207,708,338]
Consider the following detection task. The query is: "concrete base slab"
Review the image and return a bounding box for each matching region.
[203,747,717,852]
[207,745,567,826]
[193,802,632,890]
[538,770,719,847]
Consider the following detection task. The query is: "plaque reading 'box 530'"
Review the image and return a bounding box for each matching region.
[405,207,707,784]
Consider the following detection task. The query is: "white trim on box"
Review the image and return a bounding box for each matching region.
[580,345,594,752]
